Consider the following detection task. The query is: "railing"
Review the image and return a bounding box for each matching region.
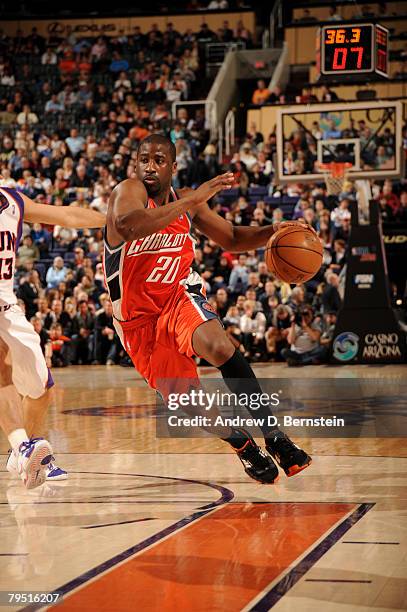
[218,124,223,165]
[205,41,245,77]
[264,0,283,48]
[225,109,235,156]
[217,109,235,165]
[171,99,217,140]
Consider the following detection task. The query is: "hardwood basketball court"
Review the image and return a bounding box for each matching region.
[0,363,405,611]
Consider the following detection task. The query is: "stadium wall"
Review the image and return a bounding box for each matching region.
[0,12,255,38]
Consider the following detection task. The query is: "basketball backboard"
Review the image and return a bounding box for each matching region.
[275,100,403,183]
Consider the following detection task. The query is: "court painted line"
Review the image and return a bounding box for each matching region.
[20,472,233,612]
[246,503,374,611]
[305,579,372,583]
[342,540,399,544]
[43,502,355,612]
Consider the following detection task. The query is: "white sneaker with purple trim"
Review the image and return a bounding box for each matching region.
[7,442,68,485]
[15,438,53,490]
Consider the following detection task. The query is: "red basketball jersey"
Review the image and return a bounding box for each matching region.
[103,188,196,321]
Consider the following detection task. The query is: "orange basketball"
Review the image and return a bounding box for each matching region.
[265,225,323,284]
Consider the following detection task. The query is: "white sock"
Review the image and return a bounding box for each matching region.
[8,429,29,453]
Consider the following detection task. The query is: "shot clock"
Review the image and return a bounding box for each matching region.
[316,23,389,80]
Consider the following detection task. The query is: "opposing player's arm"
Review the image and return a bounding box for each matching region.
[22,194,106,228]
[108,175,234,244]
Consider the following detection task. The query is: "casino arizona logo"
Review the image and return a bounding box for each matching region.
[127,232,188,256]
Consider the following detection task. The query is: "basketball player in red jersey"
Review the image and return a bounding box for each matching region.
[104,134,311,484]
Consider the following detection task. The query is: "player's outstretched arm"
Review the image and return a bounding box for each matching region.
[23,194,106,228]
[192,202,308,253]
[108,175,234,243]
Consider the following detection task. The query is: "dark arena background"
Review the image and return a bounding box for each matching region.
[0,1,406,611]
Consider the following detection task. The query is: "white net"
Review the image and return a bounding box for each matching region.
[319,162,352,196]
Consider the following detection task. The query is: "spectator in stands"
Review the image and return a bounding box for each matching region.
[332,216,351,242]
[327,5,342,21]
[16,104,38,126]
[330,239,347,272]
[65,128,86,159]
[288,286,306,314]
[319,311,337,359]
[70,191,90,208]
[214,288,231,318]
[31,316,51,366]
[94,300,117,365]
[41,46,57,65]
[223,305,243,350]
[45,94,64,113]
[207,0,229,9]
[70,299,95,365]
[17,235,40,266]
[229,253,249,294]
[0,104,17,126]
[91,190,110,215]
[282,306,322,366]
[252,79,270,106]
[378,180,400,215]
[17,270,42,319]
[265,304,292,361]
[239,143,258,171]
[46,256,68,289]
[320,85,339,102]
[331,198,351,227]
[53,224,78,248]
[322,273,342,313]
[44,298,71,332]
[240,299,267,361]
[49,323,70,368]
[395,191,407,223]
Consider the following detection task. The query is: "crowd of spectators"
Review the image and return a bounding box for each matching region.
[0,26,406,368]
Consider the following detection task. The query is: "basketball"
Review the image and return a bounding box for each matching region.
[265,226,323,284]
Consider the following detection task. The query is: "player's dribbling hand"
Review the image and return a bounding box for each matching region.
[272,220,318,236]
[193,173,235,206]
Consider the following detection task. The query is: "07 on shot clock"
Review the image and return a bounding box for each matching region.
[316,23,389,80]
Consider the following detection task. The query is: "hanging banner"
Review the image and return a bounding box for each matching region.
[331,201,406,364]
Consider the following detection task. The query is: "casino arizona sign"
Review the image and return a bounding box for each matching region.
[362,333,402,359]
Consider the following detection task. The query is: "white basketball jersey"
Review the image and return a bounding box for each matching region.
[0,188,24,306]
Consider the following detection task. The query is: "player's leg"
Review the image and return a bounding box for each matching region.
[117,310,278,484]
[117,317,232,439]
[0,336,51,489]
[0,307,60,485]
[0,345,27,447]
[192,317,312,477]
[22,391,67,481]
[168,290,279,483]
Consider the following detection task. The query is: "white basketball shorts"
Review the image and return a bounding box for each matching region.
[0,304,54,399]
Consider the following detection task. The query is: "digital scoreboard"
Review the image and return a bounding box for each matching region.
[316,23,389,80]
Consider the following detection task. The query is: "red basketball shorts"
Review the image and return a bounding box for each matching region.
[114,286,219,400]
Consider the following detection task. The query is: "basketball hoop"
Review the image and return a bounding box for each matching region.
[318,162,353,196]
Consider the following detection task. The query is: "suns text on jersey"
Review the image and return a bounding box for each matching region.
[0,231,16,253]
[127,232,188,257]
